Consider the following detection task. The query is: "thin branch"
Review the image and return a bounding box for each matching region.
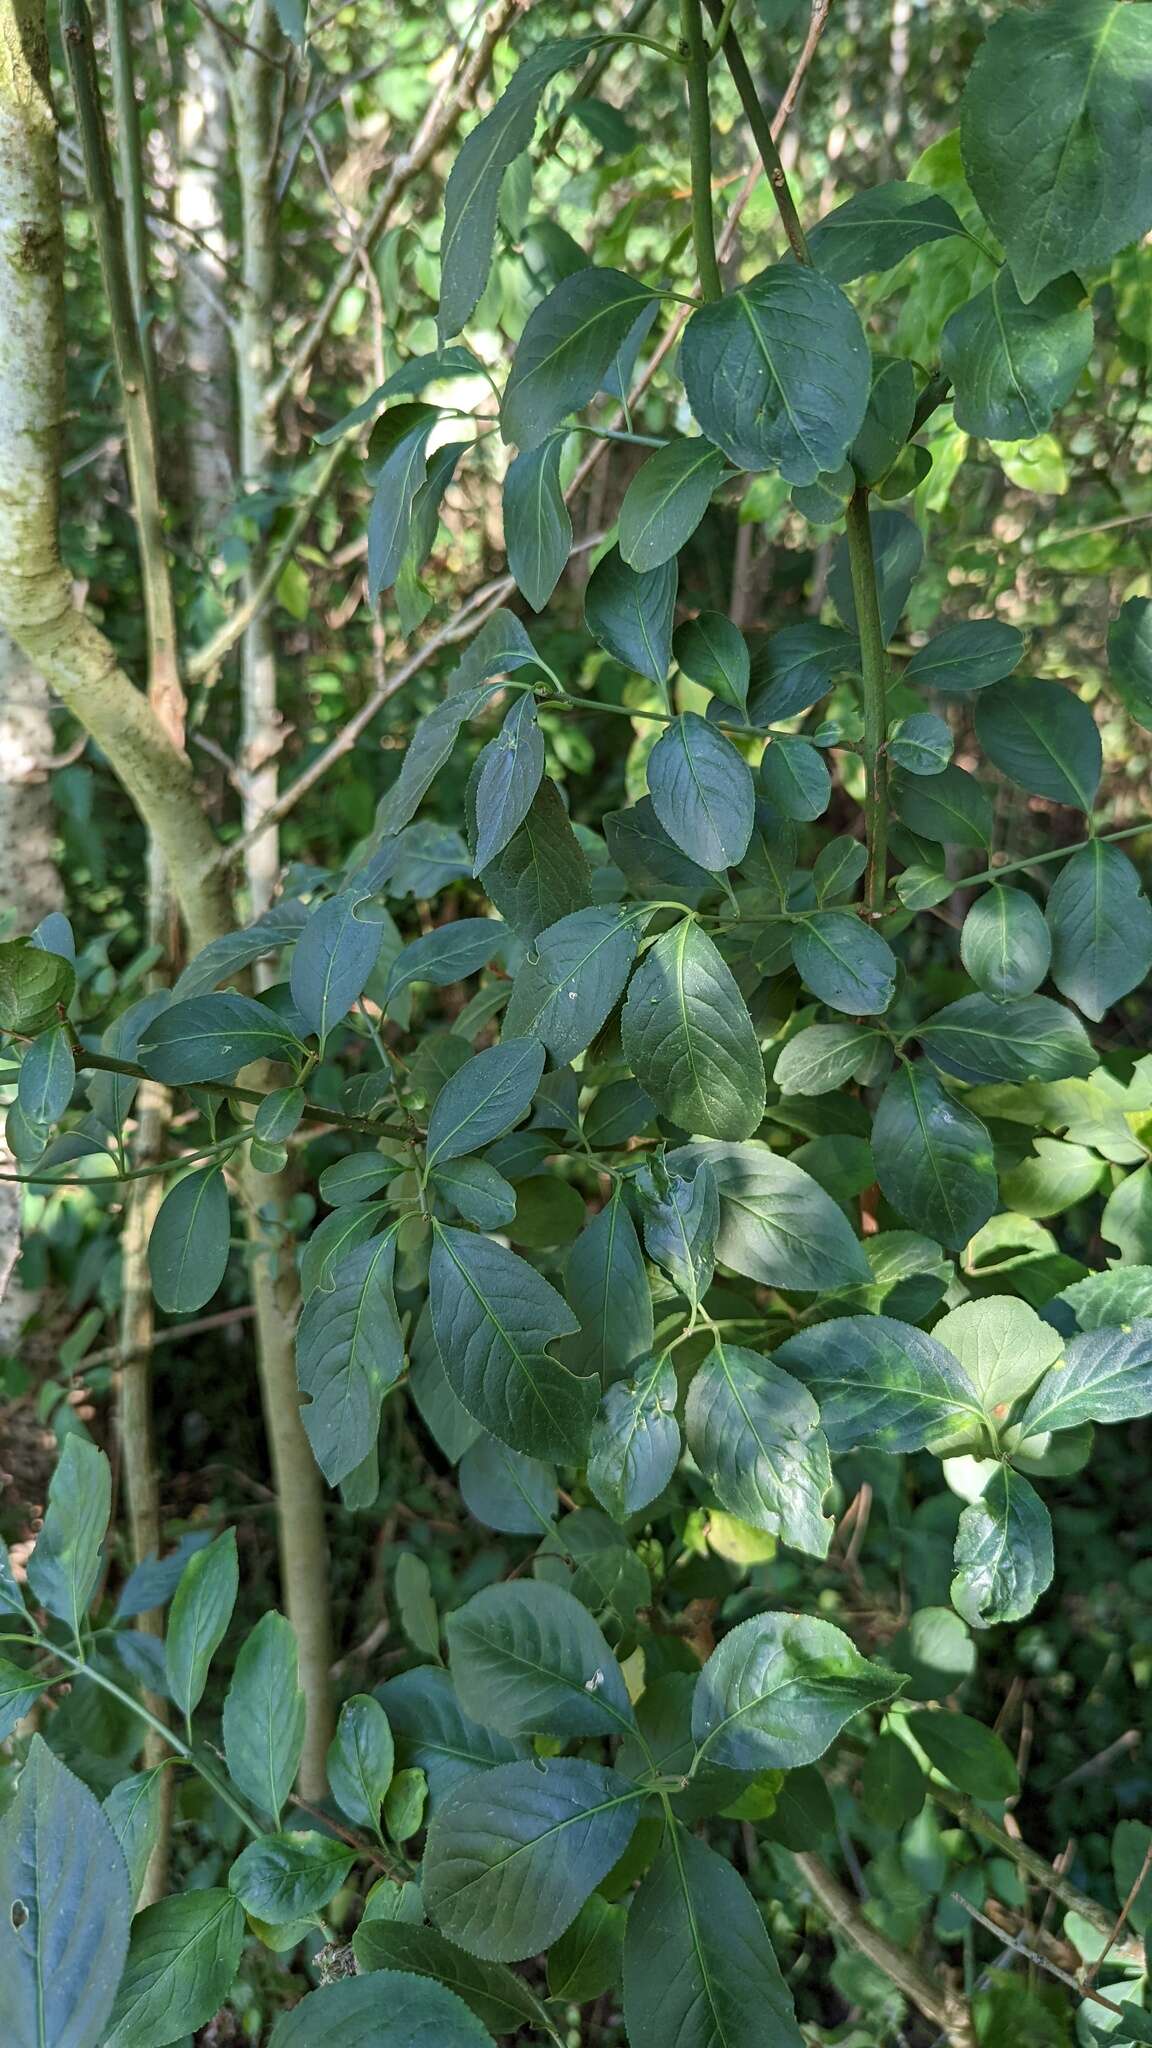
[950,1895,1131,2022]
[928,1783,1120,1942]
[794,1853,975,2045]
[71,1047,410,1141]
[186,441,347,679]
[73,1303,258,1371]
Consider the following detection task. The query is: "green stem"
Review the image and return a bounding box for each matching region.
[937,820,1151,899]
[844,488,891,915]
[680,0,722,301]
[703,0,810,265]
[71,1048,409,1141]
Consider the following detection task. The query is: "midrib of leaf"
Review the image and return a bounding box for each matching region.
[509,285,655,410]
[733,290,812,461]
[1028,5,1119,285]
[665,1822,737,2048]
[632,445,720,552]
[428,1047,533,1165]
[447,1783,644,1904]
[171,1171,218,1315]
[452,1617,634,1736]
[990,272,1040,432]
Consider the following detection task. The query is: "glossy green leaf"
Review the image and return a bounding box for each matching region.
[647,713,755,872]
[774,1314,985,1454]
[458,1434,556,1532]
[502,268,658,449]
[605,796,717,906]
[426,1038,545,1167]
[1018,1319,1152,1437]
[270,1971,497,2048]
[951,1468,1054,1629]
[789,911,897,1015]
[17,1027,74,1127]
[376,683,500,839]
[907,1709,1018,1800]
[26,1436,110,1637]
[367,409,437,597]
[960,0,1152,303]
[961,887,1051,998]
[165,1527,238,1721]
[353,1921,549,2037]
[503,904,639,1062]
[296,1229,404,1485]
[432,1157,518,1232]
[383,920,503,1007]
[859,1733,925,1829]
[758,738,830,821]
[446,1579,634,1739]
[673,612,749,712]
[685,1341,833,1557]
[1109,597,1152,730]
[584,546,676,687]
[103,1890,246,2048]
[809,179,964,281]
[0,940,75,1035]
[851,354,917,485]
[621,920,765,1141]
[481,776,592,941]
[920,992,1096,1085]
[935,1296,1064,1424]
[291,893,384,1041]
[102,1772,164,1901]
[549,1892,626,2003]
[692,1611,901,1771]
[148,1166,230,1315]
[473,695,545,873]
[888,712,953,776]
[437,38,596,339]
[893,762,992,847]
[943,270,1092,438]
[671,1140,872,1291]
[976,677,1101,809]
[905,619,1024,694]
[222,1612,305,1825]
[587,1356,680,1522]
[871,1061,997,1250]
[327,1694,394,1835]
[1046,840,1152,1021]
[0,1658,46,1743]
[618,439,728,573]
[314,349,479,442]
[562,1189,653,1387]
[635,1155,718,1313]
[138,994,302,1084]
[423,1758,641,1961]
[503,434,572,611]
[747,623,857,724]
[681,263,870,482]
[773,1022,878,1096]
[623,1825,803,2048]
[429,1222,593,1458]
[0,1737,132,2048]
[376,1666,525,1810]
[229,1830,356,1922]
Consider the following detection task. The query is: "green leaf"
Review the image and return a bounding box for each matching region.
[429,1222,594,1458]
[0,1736,132,2048]
[458,1435,555,1532]
[0,939,75,1035]
[888,713,952,777]
[138,994,302,1084]
[809,180,965,281]
[503,904,640,1062]
[432,1157,518,1232]
[503,435,572,611]
[473,695,545,873]
[759,739,830,822]
[26,1436,110,1637]
[394,1552,440,1661]
[0,1658,46,1743]
[587,1357,680,1522]
[605,797,717,906]
[893,762,992,847]
[502,269,659,449]
[296,1229,404,1486]
[681,263,870,482]
[920,992,1096,1085]
[618,439,728,573]
[951,1468,1054,1629]
[871,1061,997,1250]
[383,920,503,1007]
[670,1140,872,1291]
[647,714,754,872]
[859,1732,926,1829]
[1018,1319,1152,1437]
[549,1892,626,2003]
[327,1694,394,1835]
[585,546,675,687]
[691,1611,902,1770]
[376,1666,525,1810]
[747,623,857,724]
[17,1028,74,1127]
[830,506,923,643]
[907,1709,1018,1800]
[562,1190,653,1387]
[481,777,593,942]
[1046,840,1152,1021]
[935,1297,1063,1433]
[446,1579,635,1739]
[636,1155,718,1313]
[290,893,383,1041]
[165,1527,238,1721]
[229,1830,355,1923]
[353,1921,549,2036]
[1060,1265,1152,1331]
[103,1889,246,2048]
[367,409,437,597]
[673,613,750,712]
[774,1313,986,1454]
[377,684,499,839]
[314,349,479,442]
[423,1758,641,1961]
[961,887,1052,999]
[621,921,766,1141]
[426,1039,545,1168]
[774,1023,879,1096]
[437,37,597,339]
[102,1771,165,1900]
[851,354,917,486]
[789,912,897,1016]
[905,620,1024,694]
[943,270,1092,438]
[623,1824,803,2048]
[148,1166,230,1315]
[1109,597,1152,730]
[976,677,1101,809]
[270,1972,497,2048]
[222,1612,304,1826]
[1112,1822,1152,1939]
[959,0,1152,304]
[685,1341,833,1557]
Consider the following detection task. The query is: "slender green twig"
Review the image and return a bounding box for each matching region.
[937,820,1151,899]
[844,490,892,915]
[703,0,810,264]
[680,0,723,301]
